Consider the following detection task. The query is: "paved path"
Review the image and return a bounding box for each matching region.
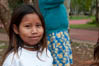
[69,19,91,24]
[70,29,98,44]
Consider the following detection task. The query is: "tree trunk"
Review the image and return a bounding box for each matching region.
[23,0,33,5]
[96,0,99,23]
[33,0,38,8]
[0,0,11,34]
[33,0,40,11]
[64,0,71,17]
[96,0,99,45]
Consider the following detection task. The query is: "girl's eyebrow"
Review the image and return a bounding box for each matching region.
[22,21,32,23]
[36,22,42,24]
[23,22,31,24]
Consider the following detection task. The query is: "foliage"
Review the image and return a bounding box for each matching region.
[87,19,99,28]
[70,0,96,15]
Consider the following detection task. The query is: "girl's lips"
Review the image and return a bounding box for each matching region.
[30,36,40,38]
[29,36,40,40]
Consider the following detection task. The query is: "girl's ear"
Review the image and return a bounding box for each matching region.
[13,24,19,34]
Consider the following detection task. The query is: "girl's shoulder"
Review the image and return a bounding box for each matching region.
[2,52,20,66]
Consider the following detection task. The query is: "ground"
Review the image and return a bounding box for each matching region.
[71,42,94,66]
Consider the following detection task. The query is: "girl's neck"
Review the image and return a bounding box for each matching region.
[23,44,40,51]
[23,47,37,51]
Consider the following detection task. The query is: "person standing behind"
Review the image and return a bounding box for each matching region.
[38,0,73,66]
[1,4,53,66]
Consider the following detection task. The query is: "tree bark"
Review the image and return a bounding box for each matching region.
[23,0,33,5]
[33,0,38,8]
[96,0,99,45]
[64,0,71,17]
[33,0,40,11]
[0,0,11,34]
[96,0,99,23]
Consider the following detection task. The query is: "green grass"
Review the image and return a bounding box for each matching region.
[0,45,8,49]
[70,16,95,20]
[0,41,8,49]
[70,24,98,30]
[0,28,6,33]
[70,19,99,29]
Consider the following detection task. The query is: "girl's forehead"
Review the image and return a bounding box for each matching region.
[21,13,42,24]
[23,13,38,19]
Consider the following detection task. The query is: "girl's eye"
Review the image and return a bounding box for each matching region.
[24,25,31,28]
[36,24,42,27]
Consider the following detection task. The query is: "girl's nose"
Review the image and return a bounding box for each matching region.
[31,27,38,34]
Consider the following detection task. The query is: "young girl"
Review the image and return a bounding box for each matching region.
[1,4,53,66]
[38,0,73,66]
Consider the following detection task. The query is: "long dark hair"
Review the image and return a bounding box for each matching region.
[1,4,47,65]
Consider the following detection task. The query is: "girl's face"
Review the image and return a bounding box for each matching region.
[14,13,44,46]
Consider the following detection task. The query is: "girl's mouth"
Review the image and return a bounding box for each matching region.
[29,36,40,40]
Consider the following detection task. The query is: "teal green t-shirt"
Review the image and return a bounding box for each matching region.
[38,0,69,35]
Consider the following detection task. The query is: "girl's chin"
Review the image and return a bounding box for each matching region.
[24,42,39,46]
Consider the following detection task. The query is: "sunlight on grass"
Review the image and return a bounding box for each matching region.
[70,18,99,29]
[70,24,98,29]
[70,16,95,20]
[0,41,8,49]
